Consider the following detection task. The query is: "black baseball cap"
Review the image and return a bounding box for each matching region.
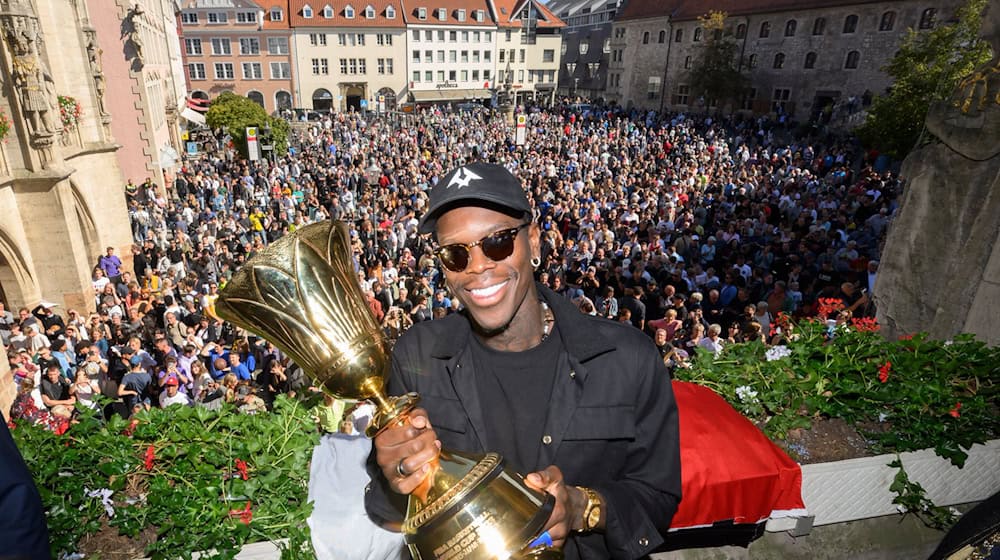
[418,162,532,235]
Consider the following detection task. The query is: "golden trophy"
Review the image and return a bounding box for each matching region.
[215,221,559,560]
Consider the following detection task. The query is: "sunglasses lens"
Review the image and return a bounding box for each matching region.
[439,246,470,272]
[482,230,517,262]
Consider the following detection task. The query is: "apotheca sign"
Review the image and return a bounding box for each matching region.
[435,82,460,89]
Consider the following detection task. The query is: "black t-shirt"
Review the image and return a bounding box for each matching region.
[470,323,561,474]
[41,376,70,402]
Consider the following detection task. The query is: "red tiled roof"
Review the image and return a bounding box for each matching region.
[288,0,406,27]
[399,0,495,26]
[619,0,896,22]
[492,0,565,29]
[260,0,291,29]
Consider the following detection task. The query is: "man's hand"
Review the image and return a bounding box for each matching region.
[524,466,587,549]
[373,407,440,495]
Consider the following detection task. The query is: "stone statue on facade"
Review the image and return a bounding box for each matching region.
[5,24,60,136]
[875,2,1000,344]
[84,31,109,117]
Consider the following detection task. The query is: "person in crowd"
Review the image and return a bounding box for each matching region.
[159,377,191,408]
[365,163,681,558]
[40,364,75,419]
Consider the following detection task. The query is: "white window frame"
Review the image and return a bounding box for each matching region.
[365,5,375,19]
[239,37,260,56]
[475,10,484,22]
[267,37,289,55]
[386,5,395,18]
[188,62,206,80]
[207,12,227,24]
[181,12,198,24]
[210,38,231,55]
[437,7,446,21]
[242,62,263,79]
[457,9,465,22]
[417,7,426,20]
[270,7,283,21]
[345,4,355,18]
[270,61,291,79]
[322,5,333,18]
[213,62,234,79]
[236,11,257,24]
[185,38,203,55]
[302,4,313,18]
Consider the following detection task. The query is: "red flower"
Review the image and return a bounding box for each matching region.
[235,458,249,481]
[6,420,16,430]
[123,418,139,437]
[851,317,880,332]
[144,445,156,471]
[878,361,892,383]
[817,297,846,319]
[949,402,962,418]
[228,501,253,525]
[898,333,914,340]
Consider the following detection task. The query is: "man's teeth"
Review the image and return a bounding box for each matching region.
[471,281,507,298]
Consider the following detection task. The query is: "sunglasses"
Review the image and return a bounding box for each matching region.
[435,223,530,273]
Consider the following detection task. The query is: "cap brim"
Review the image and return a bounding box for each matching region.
[418,196,530,235]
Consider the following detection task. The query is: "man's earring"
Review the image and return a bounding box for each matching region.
[530,256,541,268]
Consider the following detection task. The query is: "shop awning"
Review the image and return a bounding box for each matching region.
[410,89,492,102]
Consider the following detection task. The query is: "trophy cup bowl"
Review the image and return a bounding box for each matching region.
[215,221,558,560]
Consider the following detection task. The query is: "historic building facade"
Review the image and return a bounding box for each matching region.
[288,0,406,112]
[491,0,565,106]
[178,0,296,112]
[548,0,626,100]
[0,0,135,411]
[607,0,964,120]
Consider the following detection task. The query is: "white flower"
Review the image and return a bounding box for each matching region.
[736,385,759,403]
[944,340,954,346]
[896,504,908,514]
[765,345,792,361]
[85,487,116,518]
[878,412,890,422]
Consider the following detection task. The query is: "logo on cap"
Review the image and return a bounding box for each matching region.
[447,167,482,190]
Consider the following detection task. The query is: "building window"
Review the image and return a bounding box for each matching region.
[302,5,313,18]
[457,9,465,21]
[270,61,291,79]
[460,50,468,63]
[358,59,366,74]
[386,5,395,18]
[759,21,770,38]
[345,5,355,18]
[412,30,419,41]
[365,5,375,18]
[181,11,198,24]
[473,69,479,81]
[417,7,426,20]
[772,87,791,111]
[684,55,692,69]
[435,30,442,41]
[673,84,690,105]
[843,14,858,33]
[438,70,445,81]
[518,69,524,82]
[484,50,491,62]
[773,52,785,69]
[919,8,936,29]
[341,59,348,73]
[207,12,227,23]
[579,41,589,54]
[693,27,702,42]
[239,38,260,55]
[879,11,896,31]
[485,31,492,42]
[322,5,333,18]
[310,33,327,46]
[462,30,469,42]
[312,58,328,75]
[506,29,512,41]
[483,69,491,80]
[740,87,757,110]
[748,53,758,68]
[357,34,365,46]
[784,20,797,36]
[377,58,393,74]
[642,31,649,44]
[185,38,202,55]
[267,37,289,54]
[426,70,433,81]
[378,34,393,46]
[813,17,826,35]
[437,7,446,21]
[413,70,420,82]
[804,52,817,69]
[236,11,257,23]
[425,50,433,62]
[476,9,484,22]
[210,38,231,55]
[519,49,525,63]
[542,49,554,63]
[447,50,454,63]
[499,49,505,63]
[844,50,860,69]
[735,23,746,39]
[461,69,468,81]
[449,30,457,42]
[270,7,283,21]
[449,70,457,81]
[213,62,234,79]
[242,62,263,79]
[412,50,420,63]
[188,63,206,80]
[674,28,682,42]
[656,30,664,43]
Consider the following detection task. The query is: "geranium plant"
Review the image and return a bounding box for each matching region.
[57,95,83,131]
[0,107,11,141]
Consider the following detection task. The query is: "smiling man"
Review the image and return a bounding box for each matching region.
[365,162,681,559]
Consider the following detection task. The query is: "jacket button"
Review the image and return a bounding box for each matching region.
[569,370,576,378]
[639,537,649,547]
[542,435,552,445]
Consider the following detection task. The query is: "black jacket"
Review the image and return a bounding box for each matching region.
[366,284,681,559]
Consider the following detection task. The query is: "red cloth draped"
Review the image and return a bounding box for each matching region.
[670,381,806,530]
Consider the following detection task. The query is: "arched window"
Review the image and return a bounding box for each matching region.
[674,28,683,42]
[812,17,826,35]
[843,14,858,33]
[919,8,936,29]
[784,20,797,37]
[312,88,332,110]
[759,21,770,38]
[804,52,817,69]
[247,91,264,107]
[642,31,649,44]
[879,11,896,31]
[748,53,758,68]
[735,23,746,39]
[844,50,860,69]
[693,27,702,42]
[322,4,333,18]
[773,52,785,69]
[302,4,313,18]
[275,90,292,110]
[684,55,692,69]
[658,30,666,43]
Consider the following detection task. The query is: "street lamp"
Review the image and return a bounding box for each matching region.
[261,122,273,163]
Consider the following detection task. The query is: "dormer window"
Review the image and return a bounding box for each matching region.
[417,7,426,20]
[457,9,465,21]
[269,7,283,21]
[322,5,333,18]
[386,5,395,18]
[437,8,446,21]
[475,9,484,22]
[365,5,375,18]
[345,4,355,18]
[302,4,313,18]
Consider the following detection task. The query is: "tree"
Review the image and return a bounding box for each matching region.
[688,11,749,111]
[204,92,290,159]
[855,0,991,159]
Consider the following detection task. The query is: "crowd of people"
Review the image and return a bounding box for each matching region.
[2,101,899,427]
